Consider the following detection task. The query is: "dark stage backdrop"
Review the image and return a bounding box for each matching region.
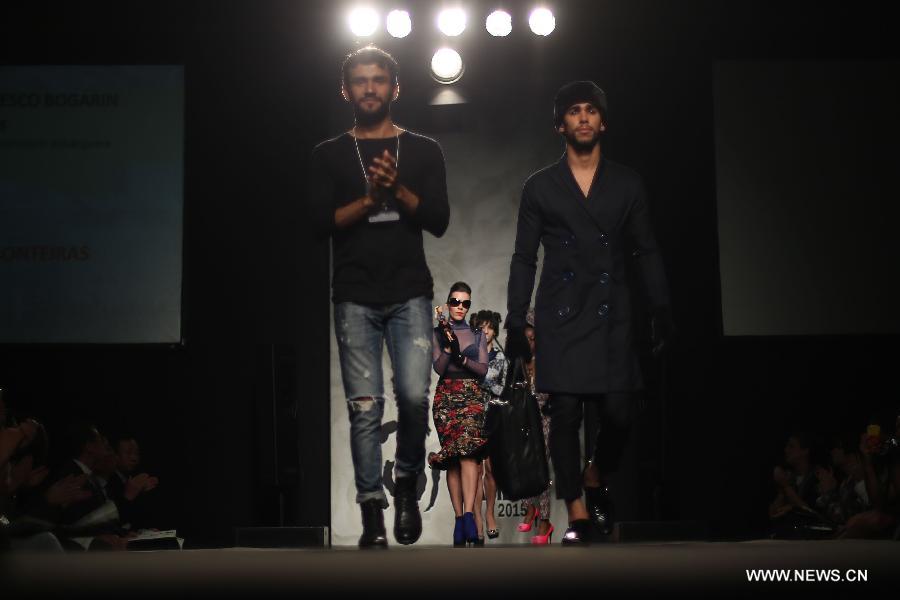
[714,60,900,336]
[1,0,898,546]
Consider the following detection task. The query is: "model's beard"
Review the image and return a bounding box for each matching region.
[564,129,601,154]
[353,97,391,127]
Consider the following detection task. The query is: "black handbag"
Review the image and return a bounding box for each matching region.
[485,357,550,501]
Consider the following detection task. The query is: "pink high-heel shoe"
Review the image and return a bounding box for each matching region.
[531,523,554,545]
[517,511,538,532]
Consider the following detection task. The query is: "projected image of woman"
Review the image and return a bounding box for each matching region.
[429,281,489,546]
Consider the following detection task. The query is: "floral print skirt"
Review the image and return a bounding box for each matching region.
[428,378,488,470]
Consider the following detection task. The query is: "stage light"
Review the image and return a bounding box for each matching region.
[348,7,379,37]
[430,48,464,84]
[437,8,467,36]
[485,10,512,37]
[386,10,412,38]
[528,7,555,36]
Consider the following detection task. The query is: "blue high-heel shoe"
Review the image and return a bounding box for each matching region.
[453,516,465,547]
[463,512,479,546]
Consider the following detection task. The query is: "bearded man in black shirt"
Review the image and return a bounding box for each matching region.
[308,47,450,547]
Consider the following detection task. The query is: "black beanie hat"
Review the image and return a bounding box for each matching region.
[553,80,607,127]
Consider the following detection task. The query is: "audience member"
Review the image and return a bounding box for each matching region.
[768,431,830,538]
[769,431,819,517]
[839,415,900,539]
[0,404,77,552]
[44,421,132,550]
[101,434,159,530]
[815,434,869,527]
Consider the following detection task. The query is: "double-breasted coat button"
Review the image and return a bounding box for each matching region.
[599,272,610,284]
[599,232,609,248]
[562,271,575,282]
[558,306,571,318]
[597,303,610,317]
[562,234,576,248]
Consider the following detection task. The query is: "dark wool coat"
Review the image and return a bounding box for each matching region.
[506,155,670,394]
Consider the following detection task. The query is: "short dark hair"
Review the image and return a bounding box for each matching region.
[447,281,472,299]
[111,432,138,450]
[342,46,399,89]
[65,420,100,458]
[473,309,501,334]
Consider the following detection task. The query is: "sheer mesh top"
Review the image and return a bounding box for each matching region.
[432,318,488,379]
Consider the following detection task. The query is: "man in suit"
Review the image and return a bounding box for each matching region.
[505,81,672,544]
[98,434,158,531]
[48,422,129,549]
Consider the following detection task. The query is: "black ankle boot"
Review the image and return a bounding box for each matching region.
[584,486,613,536]
[358,499,388,548]
[393,475,422,545]
[561,519,592,545]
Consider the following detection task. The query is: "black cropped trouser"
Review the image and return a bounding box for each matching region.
[548,392,635,501]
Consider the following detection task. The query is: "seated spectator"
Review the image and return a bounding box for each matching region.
[815,434,870,527]
[840,416,900,539]
[769,431,830,538]
[769,431,819,517]
[99,433,159,531]
[1,407,75,553]
[43,421,132,550]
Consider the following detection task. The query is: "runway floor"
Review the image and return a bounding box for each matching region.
[5,539,898,599]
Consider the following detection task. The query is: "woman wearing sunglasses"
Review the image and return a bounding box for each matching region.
[429,281,489,546]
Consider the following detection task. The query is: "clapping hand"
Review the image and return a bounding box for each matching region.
[8,455,49,492]
[368,150,398,191]
[444,335,461,357]
[124,472,160,501]
[45,474,92,507]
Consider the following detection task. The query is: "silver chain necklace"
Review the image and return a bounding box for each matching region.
[352,124,400,209]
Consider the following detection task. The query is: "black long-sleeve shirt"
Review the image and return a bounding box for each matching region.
[307,131,450,304]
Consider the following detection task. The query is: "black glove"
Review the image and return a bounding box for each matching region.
[650,305,674,356]
[443,335,461,357]
[504,327,532,363]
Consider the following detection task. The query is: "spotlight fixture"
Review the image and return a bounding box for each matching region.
[430,48,464,84]
[485,10,512,37]
[528,7,555,36]
[437,8,467,36]
[348,7,379,37]
[386,10,412,38]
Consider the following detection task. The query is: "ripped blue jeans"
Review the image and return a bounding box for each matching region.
[334,296,432,505]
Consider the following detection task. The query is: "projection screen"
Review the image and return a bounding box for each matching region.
[0,65,184,343]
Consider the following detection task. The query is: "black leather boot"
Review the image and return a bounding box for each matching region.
[561,519,592,545]
[584,485,614,536]
[392,475,422,545]
[358,499,388,548]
